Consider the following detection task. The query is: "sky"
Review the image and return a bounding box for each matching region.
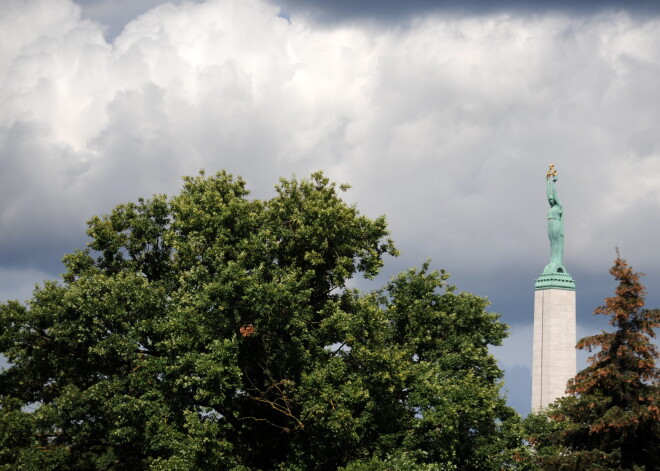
[1,0,659,415]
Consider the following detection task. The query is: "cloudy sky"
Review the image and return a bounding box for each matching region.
[2,0,659,414]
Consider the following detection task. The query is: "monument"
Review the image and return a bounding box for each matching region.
[531,165,576,411]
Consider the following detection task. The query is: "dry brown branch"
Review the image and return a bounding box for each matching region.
[242,369,304,432]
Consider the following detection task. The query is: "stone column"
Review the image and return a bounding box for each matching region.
[532,273,576,411]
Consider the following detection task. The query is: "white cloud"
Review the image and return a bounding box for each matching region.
[0,0,659,313]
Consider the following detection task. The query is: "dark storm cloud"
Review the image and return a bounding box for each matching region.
[74,0,660,41]
[272,0,660,24]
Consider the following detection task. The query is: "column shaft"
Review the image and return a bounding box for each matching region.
[531,288,576,411]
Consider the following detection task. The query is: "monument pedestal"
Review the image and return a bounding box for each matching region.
[531,273,576,412]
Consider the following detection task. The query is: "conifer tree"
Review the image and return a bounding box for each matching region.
[528,253,660,470]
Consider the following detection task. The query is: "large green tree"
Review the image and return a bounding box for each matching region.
[0,171,519,470]
[525,254,660,470]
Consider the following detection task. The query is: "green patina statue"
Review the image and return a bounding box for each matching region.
[545,164,564,272]
[536,164,575,290]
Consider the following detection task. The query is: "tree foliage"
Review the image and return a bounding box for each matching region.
[0,171,518,470]
[525,253,660,470]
